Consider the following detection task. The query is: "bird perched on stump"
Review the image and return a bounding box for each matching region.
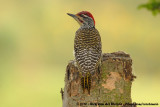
[67,11,102,94]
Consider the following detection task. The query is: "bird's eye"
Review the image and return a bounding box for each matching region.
[79,14,84,17]
[80,14,87,18]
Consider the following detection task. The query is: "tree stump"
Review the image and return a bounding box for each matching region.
[61,51,136,107]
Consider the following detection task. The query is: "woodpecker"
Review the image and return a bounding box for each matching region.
[67,11,102,94]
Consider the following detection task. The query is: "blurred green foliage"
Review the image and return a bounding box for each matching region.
[138,0,160,15]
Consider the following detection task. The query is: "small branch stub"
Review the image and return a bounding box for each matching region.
[61,51,136,107]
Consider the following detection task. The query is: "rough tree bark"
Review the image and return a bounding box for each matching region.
[61,51,136,107]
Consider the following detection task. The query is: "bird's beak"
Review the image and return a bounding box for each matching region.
[67,13,83,25]
[67,13,77,18]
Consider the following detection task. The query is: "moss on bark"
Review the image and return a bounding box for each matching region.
[61,51,136,107]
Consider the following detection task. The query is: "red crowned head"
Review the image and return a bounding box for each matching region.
[67,11,96,28]
[76,11,95,25]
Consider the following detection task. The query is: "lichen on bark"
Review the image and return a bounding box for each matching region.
[61,51,136,107]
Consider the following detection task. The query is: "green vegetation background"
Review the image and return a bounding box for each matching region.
[0,0,160,107]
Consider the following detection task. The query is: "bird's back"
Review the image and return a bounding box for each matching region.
[74,27,102,76]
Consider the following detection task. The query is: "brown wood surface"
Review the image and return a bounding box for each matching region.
[61,51,136,107]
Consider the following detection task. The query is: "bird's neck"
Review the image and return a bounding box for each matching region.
[80,22,95,29]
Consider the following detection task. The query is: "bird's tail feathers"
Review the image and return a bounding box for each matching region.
[81,72,91,94]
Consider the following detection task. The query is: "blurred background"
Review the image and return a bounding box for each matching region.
[0,0,160,107]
